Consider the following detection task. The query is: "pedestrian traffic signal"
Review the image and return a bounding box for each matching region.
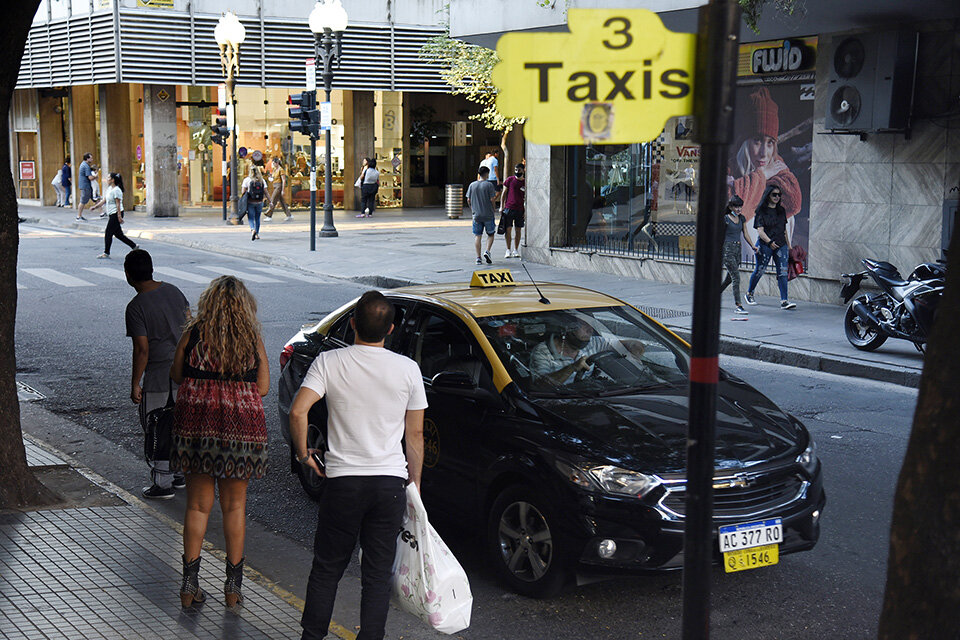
[289,91,318,138]
[210,111,230,145]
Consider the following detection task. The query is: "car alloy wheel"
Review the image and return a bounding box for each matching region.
[487,486,569,597]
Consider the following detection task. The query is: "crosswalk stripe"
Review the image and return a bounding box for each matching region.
[83,267,128,281]
[21,268,94,287]
[195,265,282,284]
[154,267,213,284]
[17,283,25,289]
[248,266,326,283]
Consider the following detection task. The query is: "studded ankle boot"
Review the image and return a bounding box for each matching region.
[224,558,244,607]
[180,555,207,608]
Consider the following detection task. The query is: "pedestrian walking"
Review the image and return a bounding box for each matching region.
[356,157,380,218]
[91,172,137,259]
[745,184,796,310]
[123,249,190,500]
[51,165,66,207]
[170,275,270,609]
[60,157,72,207]
[90,164,103,215]
[499,162,525,259]
[242,166,267,240]
[76,152,96,221]
[264,156,293,221]
[290,291,426,640]
[467,165,498,265]
[719,195,757,315]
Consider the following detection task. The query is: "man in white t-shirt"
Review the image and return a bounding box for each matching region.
[290,291,426,640]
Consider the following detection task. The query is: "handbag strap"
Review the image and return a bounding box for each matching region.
[165,377,175,408]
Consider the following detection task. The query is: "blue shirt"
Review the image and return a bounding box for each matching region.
[78,161,92,193]
[61,164,71,188]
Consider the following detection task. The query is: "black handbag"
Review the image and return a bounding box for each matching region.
[144,384,175,462]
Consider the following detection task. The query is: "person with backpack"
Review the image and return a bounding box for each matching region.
[242,167,267,241]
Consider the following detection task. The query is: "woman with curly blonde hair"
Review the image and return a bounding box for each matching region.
[170,275,269,608]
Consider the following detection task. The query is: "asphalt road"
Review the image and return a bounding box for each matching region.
[15,224,917,639]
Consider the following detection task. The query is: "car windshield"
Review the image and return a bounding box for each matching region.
[476,305,689,398]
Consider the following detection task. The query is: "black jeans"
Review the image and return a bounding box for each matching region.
[360,184,378,214]
[301,476,405,640]
[104,213,136,255]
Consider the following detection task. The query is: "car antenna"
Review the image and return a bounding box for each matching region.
[521,262,550,305]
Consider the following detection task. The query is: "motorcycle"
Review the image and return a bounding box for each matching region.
[840,258,946,353]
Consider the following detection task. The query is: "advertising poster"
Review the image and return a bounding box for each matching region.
[655,116,700,224]
[729,37,817,261]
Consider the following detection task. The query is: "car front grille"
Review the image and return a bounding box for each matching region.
[659,471,805,519]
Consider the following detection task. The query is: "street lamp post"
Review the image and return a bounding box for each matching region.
[215,12,245,222]
[309,0,348,238]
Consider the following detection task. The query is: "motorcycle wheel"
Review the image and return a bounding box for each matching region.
[844,296,888,351]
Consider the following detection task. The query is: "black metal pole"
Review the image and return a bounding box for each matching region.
[221,140,227,221]
[310,136,317,251]
[681,1,741,639]
[319,30,338,238]
[228,79,239,221]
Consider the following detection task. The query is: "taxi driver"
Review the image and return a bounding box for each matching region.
[530,314,643,386]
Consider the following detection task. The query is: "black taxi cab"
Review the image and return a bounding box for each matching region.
[277,269,825,597]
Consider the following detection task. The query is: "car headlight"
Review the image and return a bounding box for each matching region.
[797,440,818,474]
[555,460,660,498]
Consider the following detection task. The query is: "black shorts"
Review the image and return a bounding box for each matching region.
[501,208,525,229]
[492,181,503,192]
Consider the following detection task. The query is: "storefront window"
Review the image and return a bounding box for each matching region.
[130,85,146,206]
[566,142,657,254]
[374,91,403,207]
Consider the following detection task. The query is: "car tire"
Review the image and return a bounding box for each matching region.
[486,485,571,598]
[291,422,327,502]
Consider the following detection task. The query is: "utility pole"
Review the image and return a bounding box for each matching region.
[681,0,742,638]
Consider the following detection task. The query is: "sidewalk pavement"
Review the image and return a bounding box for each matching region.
[2,435,318,640]
[18,202,926,386]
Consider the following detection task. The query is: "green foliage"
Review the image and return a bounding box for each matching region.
[420,35,525,136]
[739,0,806,32]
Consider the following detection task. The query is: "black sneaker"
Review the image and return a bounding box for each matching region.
[142,484,175,500]
[172,476,187,490]
[483,251,492,264]
[475,257,483,265]
[780,300,797,310]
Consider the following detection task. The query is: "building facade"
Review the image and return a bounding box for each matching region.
[452,0,960,304]
[12,0,505,214]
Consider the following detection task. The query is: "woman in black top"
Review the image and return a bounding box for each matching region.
[720,195,757,314]
[745,184,796,309]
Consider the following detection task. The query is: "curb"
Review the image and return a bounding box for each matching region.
[21,214,923,388]
[666,327,922,388]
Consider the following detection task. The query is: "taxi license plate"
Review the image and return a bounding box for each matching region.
[718,518,782,573]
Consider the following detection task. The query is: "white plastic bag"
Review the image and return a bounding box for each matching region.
[391,484,472,634]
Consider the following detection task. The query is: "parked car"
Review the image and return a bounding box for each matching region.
[277,273,825,596]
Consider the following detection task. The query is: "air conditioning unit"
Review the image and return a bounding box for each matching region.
[824,31,917,133]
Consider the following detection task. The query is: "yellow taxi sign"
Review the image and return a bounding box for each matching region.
[492,9,696,145]
[470,268,517,288]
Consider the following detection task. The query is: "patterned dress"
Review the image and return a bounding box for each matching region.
[172,328,269,479]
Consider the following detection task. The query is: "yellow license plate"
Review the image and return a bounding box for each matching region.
[723,543,779,573]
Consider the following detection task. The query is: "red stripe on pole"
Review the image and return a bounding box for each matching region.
[689,357,719,384]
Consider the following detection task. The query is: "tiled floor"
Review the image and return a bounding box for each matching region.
[23,439,65,468]
[0,506,304,639]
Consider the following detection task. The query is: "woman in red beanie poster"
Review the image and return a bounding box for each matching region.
[728,86,804,255]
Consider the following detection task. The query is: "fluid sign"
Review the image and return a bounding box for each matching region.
[493,9,696,145]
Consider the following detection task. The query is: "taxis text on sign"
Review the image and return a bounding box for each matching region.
[470,269,516,288]
[493,9,696,145]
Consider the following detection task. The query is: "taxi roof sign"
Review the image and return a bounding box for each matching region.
[470,268,516,288]
[492,9,696,145]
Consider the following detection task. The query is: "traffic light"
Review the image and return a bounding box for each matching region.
[288,91,318,138]
[210,110,230,146]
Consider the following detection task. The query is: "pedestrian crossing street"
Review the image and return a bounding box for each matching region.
[16,264,329,290]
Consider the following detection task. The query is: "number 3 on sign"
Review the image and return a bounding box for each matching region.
[602,17,632,49]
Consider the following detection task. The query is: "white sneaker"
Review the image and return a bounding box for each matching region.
[505,249,512,259]
[97,253,110,259]
[512,249,520,258]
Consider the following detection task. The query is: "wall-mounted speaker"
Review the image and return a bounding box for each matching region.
[824,31,917,133]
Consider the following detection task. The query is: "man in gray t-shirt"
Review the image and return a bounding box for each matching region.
[124,249,190,499]
[466,165,498,265]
